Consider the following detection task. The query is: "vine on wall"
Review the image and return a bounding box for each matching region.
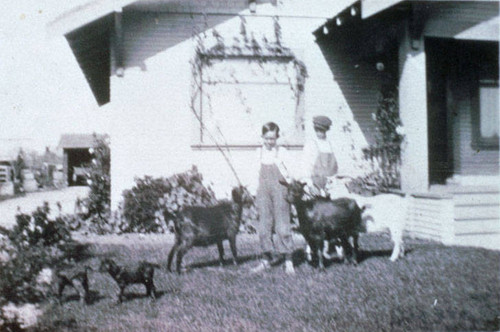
[188,15,308,184]
[349,87,405,193]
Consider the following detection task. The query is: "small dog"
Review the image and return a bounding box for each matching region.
[55,266,92,304]
[99,258,160,303]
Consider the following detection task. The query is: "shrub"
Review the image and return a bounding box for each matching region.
[8,203,71,249]
[82,134,111,234]
[122,166,217,233]
[0,203,75,305]
[350,88,405,193]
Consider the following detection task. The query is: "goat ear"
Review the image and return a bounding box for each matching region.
[278,179,288,187]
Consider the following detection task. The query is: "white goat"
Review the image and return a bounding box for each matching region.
[327,176,408,262]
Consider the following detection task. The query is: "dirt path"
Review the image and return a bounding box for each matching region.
[0,186,89,229]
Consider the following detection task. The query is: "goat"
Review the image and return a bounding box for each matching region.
[99,258,160,303]
[55,266,92,304]
[281,180,365,269]
[327,176,409,261]
[167,186,253,274]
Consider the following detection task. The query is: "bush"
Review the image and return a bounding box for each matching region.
[351,88,405,193]
[122,166,217,233]
[82,135,111,234]
[8,203,71,249]
[0,203,75,305]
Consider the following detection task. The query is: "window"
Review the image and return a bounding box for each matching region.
[472,79,499,149]
[192,57,305,148]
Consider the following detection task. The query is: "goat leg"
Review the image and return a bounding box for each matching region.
[217,241,225,266]
[81,277,90,304]
[315,240,325,271]
[229,236,238,265]
[176,245,189,274]
[57,279,67,304]
[167,242,179,272]
[317,247,325,271]
[349,235,359,265]
[341,236,353,265]
[146,281,156,300]
[118,285,126,303]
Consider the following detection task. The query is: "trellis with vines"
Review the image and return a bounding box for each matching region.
[188,15,308,185]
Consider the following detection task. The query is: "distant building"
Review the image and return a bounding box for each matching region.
[0,156,14,196]
[58,134,106,186]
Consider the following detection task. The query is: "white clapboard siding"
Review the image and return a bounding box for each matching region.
[407,195,454,243]
[455,205,499,221]
[455,220,500,236]
[451,186,500,248]
[454,192,500,206]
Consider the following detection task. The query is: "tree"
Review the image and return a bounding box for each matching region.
[84,134,111,233]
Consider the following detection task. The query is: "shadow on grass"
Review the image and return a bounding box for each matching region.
[186,254,259,270]
[38,318,79,331]
[290,247,415,269]
[61,242,94,262]
[357,248,414,263]
[63,290,104,305]
[119,289,171,302]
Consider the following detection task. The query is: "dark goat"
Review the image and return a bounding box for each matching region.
[55,266,92,304]
[167,186,253,274]
[280,180,365,269]
[99,258,160,303]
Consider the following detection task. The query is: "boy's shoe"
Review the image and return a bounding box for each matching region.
[250,259,270,273]
[284,259,295,275]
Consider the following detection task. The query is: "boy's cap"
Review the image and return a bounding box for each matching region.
[313,116,332,131]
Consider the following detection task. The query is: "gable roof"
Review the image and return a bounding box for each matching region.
[58,134,106,149]
[47,0,138,36]
[47,0,352,106]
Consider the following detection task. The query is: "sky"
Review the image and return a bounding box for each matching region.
[0,0,109,157]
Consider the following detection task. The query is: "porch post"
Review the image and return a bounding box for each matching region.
[399,18,429,192]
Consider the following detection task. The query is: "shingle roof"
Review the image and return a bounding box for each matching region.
[58,134,107,149]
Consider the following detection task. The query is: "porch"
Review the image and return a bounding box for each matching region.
[408,181,500,250]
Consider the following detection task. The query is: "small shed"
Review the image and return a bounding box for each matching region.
[0,157,15,196]
[58,134,105,186]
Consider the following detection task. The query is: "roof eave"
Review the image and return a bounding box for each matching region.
[46,0,137,37]
[361,0,406,19]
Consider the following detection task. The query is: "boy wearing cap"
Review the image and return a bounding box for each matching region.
[302,115,338,195]
[302,115,342,260]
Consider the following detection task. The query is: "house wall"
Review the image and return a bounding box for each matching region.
[423,1,499,178]
[447,57,499,177]
[108,3,371,207]
[397,2,499,248]
[399,2,499,191]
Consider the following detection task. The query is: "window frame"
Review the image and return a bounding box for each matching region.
[191,54,305,150]
[471,78,499,150]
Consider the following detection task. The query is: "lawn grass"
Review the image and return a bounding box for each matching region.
[38,233,499,332]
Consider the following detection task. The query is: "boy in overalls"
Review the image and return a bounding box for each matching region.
[302,115,342,260]
[251,122,295,274]
[303,115,338,196]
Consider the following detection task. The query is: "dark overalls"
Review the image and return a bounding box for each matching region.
[311,140,338,192]
[256,149,294,260]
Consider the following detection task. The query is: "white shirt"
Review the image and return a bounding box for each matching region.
[301,137,335,179]
[257,146,290,179]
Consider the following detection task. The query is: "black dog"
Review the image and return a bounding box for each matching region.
[55,266,92,304]
[99,258,159,303]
